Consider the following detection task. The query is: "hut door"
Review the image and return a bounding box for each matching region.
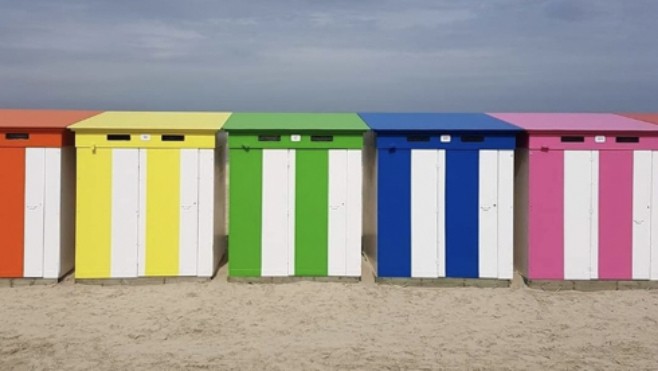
[261,149,295,276]
[23,148,64,278]
[563,150,598,280]
[259,148,361,277]
[111,149,140,278]
[650,152,658,280]
[630,150,652,280]
[477,150,515,280]
[137,148,201,277]
[598,149,652,280]
[22,148,47,278]
[327,149,362,277]
[177,149,201,276]
[410,149,444,278]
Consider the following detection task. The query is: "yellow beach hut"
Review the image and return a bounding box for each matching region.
[69,111,230,280]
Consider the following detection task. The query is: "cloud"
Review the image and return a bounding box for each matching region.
[122,21,206,59]
[542,0,595,22]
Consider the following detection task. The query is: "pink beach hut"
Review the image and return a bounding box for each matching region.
[489,113,658,282]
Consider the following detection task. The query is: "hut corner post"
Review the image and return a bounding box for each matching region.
[362,131,378,276]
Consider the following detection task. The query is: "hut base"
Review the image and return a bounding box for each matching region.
[75,276,211,286]
[228,276,361,283]
[375,277,511,288]
[526,279,658,291]
[0,278,60,287]
[1,268,73,288]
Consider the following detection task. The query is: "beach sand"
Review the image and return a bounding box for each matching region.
[2,262,658,370]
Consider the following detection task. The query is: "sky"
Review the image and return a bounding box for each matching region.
[0,0,656,112]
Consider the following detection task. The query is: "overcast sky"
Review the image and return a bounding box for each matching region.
[0,0,656,112]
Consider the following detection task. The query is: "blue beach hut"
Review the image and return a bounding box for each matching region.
[359,113,521,281]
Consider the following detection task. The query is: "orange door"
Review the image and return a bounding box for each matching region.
[0,147,25,277]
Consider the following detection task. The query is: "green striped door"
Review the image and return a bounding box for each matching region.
[229,145,362,277]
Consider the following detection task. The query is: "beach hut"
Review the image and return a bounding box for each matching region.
[70,111,230,280]
[225,113,368,279]
[359,113,520,282]
[490,113,658,283]
[0,109,100,280]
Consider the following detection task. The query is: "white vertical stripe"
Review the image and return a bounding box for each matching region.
[564,151,593,280]
[197,149,215,277]
[138,149,147,277]
[437,150,446,278]
[179,149,199,276]
[590,151,599,280]
[23,148,46,278]
[261,150,290,276]
[497,150,514,280]
[651,152,658,280]
[411,150,440,278]
[287,150,296,276]
[632,151,652,280]
[111,149,139,278]
[478,150,499,279]
[345,150,362,277]
[328,150,348,276]
[42,148,62,279]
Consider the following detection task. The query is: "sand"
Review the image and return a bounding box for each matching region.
[2,264,658,370]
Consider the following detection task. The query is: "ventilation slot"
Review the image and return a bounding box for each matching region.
[5,133,29,140]
[258,135,281,142]
[107,134,131,141]
[461,135,484,142]
[616,136,639,143]
[560,136,584,143]
[311,135,334,142]
[406,135,430,142]
[162,134,185,142]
